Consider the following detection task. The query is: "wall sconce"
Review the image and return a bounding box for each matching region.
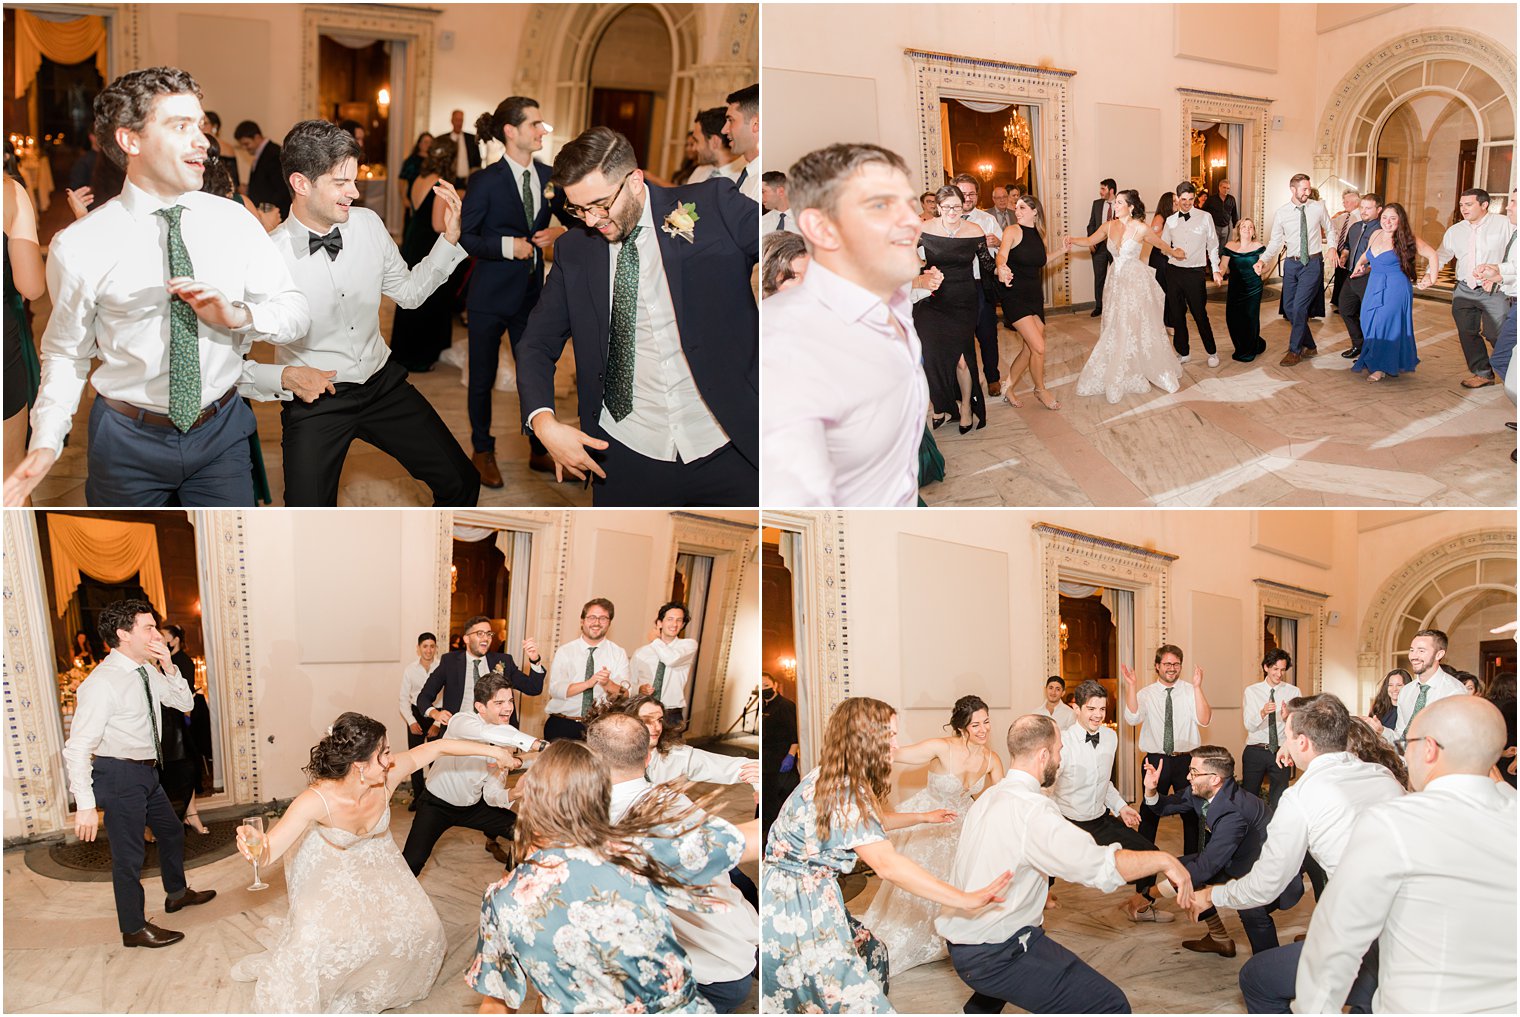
[1059,620,1070,651]
[449,562,458,592]
[976,161,994,182]
[1210,157,1226,170]
[778,655,797,683]
[377,87,391,118]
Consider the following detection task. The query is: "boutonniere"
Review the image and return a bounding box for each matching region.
[662,201,699,243]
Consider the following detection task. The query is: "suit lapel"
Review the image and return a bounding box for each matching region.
[501,163,528,231]
[584,232,613,368]
[647,183,688,349]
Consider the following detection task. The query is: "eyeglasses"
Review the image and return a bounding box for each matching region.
[1186,769,1219,779]
[464,629,493,639]
[583,614,611,623]
[564,173,631,222]
[1393,735,1442,755]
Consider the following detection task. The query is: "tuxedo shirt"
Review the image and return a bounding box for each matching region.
[1050,723,1127,823]
[1163,210,1221,272]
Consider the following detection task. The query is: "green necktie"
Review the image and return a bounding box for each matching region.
[1403,683,1430,737]
[581,645,597,717]
[605,225,641,421]
[1200,796,1211,849]
[521,169,538,267]
[1298,204,1310,264]
[1267,687,1278,753]
[1163,686,1175,755]
[137,666,163,767]
[154,206,202,432]
[652,661,667,701]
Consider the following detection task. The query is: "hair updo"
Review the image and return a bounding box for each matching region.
[948,694,990,736]
[1117,188,1145,221]
[304,712,387,782]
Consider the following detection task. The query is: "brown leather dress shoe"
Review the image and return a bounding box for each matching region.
[1300,345,1318,358]
[528,452,554,474]
[1279,351,1303,366]
[123,922,184,948]
[1183,934,1237,957]
[165,887,216,913]
[987,380,1002,397]
[1461,374,1497,389]
[473,451,505,488]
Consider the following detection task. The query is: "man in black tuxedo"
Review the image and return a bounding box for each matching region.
[439,109,481,189]
[234,120,289,217]
[1337,192,1383,361]
[414,614,545,734]
[1086,178,1117,316]
[459,96,568,486]
[517,127,759,507]
[1143,745,1286,958]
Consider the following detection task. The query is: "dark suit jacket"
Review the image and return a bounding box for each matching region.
[459,158,565,314]
[414,649,545,727]
[439,131,481,175]
[515,177,760,466]
[1151,777,1271,885]
[1342,218,1379,276]
[247,140,289,216]
[1088,197,1113,258]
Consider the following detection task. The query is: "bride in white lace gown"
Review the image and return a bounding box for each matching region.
[1069,190,1187,404]
[860,695,1005,974]
[231,712,520,1013]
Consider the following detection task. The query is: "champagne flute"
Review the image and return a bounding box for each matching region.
[242,816,269,891]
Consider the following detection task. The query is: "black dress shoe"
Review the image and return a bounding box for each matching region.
[1090,308,1102,317]
[123,922,184,948]
[164,887,216,913]
[1341,346,1362,359]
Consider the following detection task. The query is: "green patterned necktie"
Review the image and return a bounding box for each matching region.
[154,206,202,431]
[581,645,598,716]
[605,225,642,421]
[1267,687,1278,753]
[652,661,667,701]
[1163,686,1175,755]
[1403,683,1430,737]
[137,666,163,767]
[470,657,482,709]
[1200,796,1211,849]
[1298,204,1310,264]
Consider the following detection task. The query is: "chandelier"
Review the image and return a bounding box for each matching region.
[1002,109,1032,160]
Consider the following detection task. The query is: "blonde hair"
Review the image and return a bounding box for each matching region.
[1237,218,1257,242]
[813,697,895,842]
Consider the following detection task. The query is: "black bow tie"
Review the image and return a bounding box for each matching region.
[309,229,343,260]
[1086,731,1101,747]
[1179,212,1191,221]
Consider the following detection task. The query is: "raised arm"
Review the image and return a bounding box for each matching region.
[891,736,946,768]
[1067,220,1110,251]
[855,837,1012,911]
[1191,666,1212,726]
[388,736,518,793]
[236,788,326,868]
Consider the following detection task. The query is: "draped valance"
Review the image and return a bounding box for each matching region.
[13,10,109,101]
[48,515,167,619]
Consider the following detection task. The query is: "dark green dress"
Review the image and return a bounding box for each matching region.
[1222,245,1268,361]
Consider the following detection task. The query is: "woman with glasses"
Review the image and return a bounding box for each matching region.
[914,185,988,435]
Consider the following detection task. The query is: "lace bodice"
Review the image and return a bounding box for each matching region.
[1107,223,1145,266]
[923,768,989,803]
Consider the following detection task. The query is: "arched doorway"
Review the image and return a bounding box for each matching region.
[586,6,673,172]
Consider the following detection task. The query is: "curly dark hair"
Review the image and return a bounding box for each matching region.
[280,119,363,189]
[1371,668,1412,722]
[98,598,156,648]
[419,136,457,180]
[947,694,990,737]
[94,66,202,170]
[1380,202,1419,282]
[304,713,388,781]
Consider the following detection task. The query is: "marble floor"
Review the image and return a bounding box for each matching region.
[3,780,759,1014]
[925,296,1516,507]
[845,823,1314,1015]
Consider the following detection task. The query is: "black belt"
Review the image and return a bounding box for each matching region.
[98,755,157,767]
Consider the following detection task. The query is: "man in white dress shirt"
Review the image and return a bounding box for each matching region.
[253,120,477,506]
[1241,648,1301,812]
[4,67,311,508]
[762,143,928,506]
[1422,187,1517,389]
[722,83,760,203]
[939,714,1194,1014]
[1258,173,1333,366]
[399,668,545,876]
[1040,676,1078,731]
[631,601,699,727]
[760,171,802,234]
[1474,187,1517,413]
[400,631,441,807]
[1380,628,1467,740]
[1051,680,1173,924]
[591,712,759,1012]
[1162,181,1224,365]
[544,597,630,741]
[1122,644,1212,854]
[1192,693,1404,1013]
[62,599,217,948]
[1294,695,1516,1014]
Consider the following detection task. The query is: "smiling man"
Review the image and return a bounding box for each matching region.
[4,67,310,507]
[253,118,478,506]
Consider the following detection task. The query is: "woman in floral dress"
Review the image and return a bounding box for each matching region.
[468,740,761,1013]
[760,697,1012,1014]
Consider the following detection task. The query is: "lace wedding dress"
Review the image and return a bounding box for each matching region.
[859,769,986,974]
[1076,223,1182,403]
[231,791,446,1012]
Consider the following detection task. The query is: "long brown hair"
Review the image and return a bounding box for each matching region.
[592,693,684,753]
[1381,202,1418,281]
[511,740,724,896]
[1345,717,1411,790]
[1370,668,1412,722]
[814,697,896,842]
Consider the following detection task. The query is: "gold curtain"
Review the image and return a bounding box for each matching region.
[13,10,109,101]
[47,515,168,619]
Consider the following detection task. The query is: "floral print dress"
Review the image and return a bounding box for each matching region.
[468,815,745,1013]
[761,769,893,1014]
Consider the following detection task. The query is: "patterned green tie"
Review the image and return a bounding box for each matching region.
[604,225,641,421]
[1163,686,1175,755]
[1403,683,1430,737]
[521,169,537,266]
[1267,687,1278,753]
[154,206,202,432]
[581,646,597,716]
[652,661,666,701]
[137,666,163,767]
[1298,204,1310,264]
[1200,796,1211,849]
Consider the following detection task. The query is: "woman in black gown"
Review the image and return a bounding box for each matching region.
[1148,192,1181,331]
[994,195,1063,410]
[390,138,462,372]
[913,185,986,433]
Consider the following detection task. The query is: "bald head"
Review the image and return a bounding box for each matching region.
[586,712,652,780]
[1407,695,1507,788]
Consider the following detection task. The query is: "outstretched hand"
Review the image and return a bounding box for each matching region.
[167,278,251,330]
[1120,664,1137,689]
[960,869,1014,911]
[1142,758,1161,794]
[532,414,610,482]
[920,808,957,825]
[4,448,56,506]
[1190,665,1205,687]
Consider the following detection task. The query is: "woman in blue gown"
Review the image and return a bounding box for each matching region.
[1350,203,1437,381]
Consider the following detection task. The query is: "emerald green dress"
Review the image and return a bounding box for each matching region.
[1222,245,1268,362]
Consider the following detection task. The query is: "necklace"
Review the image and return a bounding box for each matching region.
[942,218,965,237]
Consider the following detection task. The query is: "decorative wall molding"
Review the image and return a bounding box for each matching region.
[1253,578,1329,695]
[1177,87,1273,230]
[300,4,438,137]
[445,510,572,655]
[907,48,1076,307]
[3,513,68,839]
[668,513,757,738]
[192,511,261,806]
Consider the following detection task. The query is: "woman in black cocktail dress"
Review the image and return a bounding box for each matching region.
[913,185,986,433]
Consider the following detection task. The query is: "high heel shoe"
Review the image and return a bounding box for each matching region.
[931,414,951,430]
[185,814,210,835]
[959,423,973,434]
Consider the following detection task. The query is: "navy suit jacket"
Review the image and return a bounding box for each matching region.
[413,649,544,727]
[1152,778,1272,885]
[515,177,760,465]
[459,157,566,315]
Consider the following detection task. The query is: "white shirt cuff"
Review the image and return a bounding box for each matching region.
[526,407,555,430]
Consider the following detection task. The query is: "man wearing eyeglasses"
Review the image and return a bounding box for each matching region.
[516,127,759,506]
[414,614,545,744]
[1295,695,1516,1014]
[544,598,631,741]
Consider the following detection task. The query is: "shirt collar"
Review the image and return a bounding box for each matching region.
[118,178,191,221]
[801,259,913,332]
[503,150,533,181]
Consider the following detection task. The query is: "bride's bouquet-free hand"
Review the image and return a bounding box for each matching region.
[662,201,700,243]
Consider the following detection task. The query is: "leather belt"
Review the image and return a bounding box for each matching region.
[100,387,237,431]
[98,755,157,767]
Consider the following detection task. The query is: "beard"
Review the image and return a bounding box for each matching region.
[600,191,645,244]
[1040,757,1060,788]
